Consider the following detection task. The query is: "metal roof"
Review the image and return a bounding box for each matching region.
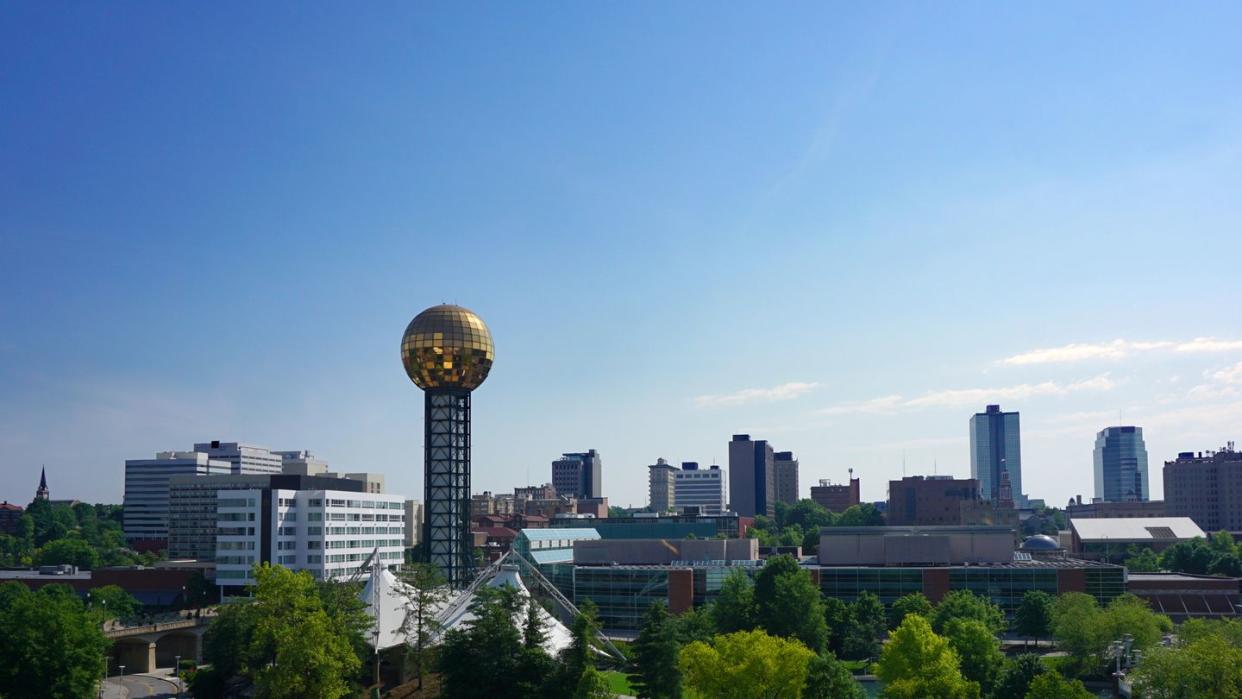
[1071,517,1205,542]
[519,528,601,542]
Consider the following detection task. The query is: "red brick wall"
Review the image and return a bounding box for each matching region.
[667,569,694,615]
[1058,568,1086,595]
[923,568,950,603]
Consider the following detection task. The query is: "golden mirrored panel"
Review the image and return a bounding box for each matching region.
[400,304,494,390]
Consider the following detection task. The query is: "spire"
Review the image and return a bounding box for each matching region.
[35,466,49,501]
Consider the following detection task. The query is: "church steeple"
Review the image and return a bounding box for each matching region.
[35,467,49,501]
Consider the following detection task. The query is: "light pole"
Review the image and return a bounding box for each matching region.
[119,664,126,678]
[174,655,181,697]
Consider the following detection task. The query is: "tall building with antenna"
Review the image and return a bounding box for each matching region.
[1094,426,1149,502]
[969,405,1023,504]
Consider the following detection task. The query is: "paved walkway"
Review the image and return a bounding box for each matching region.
[102,669,181,699]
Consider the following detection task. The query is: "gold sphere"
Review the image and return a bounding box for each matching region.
[400,304,494,391]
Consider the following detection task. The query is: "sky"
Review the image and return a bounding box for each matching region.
[2,3,1241,509]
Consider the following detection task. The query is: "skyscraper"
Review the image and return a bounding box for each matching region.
[969,405,1023,504]
[773,451,800,505]
[192,441,284,474]
[1094,426,1149,502]
[552,450,603,499]
[648,458,677,512]
[401,304,495,586]
[123,451,233,545]
[728,435,774,517]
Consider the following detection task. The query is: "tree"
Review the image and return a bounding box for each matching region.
[672,605,715,646]
[803,652,864,699]
[36,536,100,569]
[0,582,109,698]
[1099,593,1171,653]
[843,591,886,660]
[1024,672,1092,699]
[823,596,851,656]
[87,584,141,620]
[438,584,539,699]
[574,665,613,699]
[994,654,1045,699]
[1160,538,1215,574]
[875,614,978,699]
[1124,546,1161,572]
[630,602,683,699]
[1050,592,1107,675]
[399,563,450,690]
[1131,635,1242,698]
[1014,591,1054,645]
[836,503,885,527]
[754,555,827,652]
[943,618,1004,696]
[931,590,1004,634]
[678,629,815,699]
[203,596,259,680]
[711,568,756,633]
[888,592,933,630]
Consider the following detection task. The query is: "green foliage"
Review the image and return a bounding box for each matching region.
[1050,592,1171,676]
[1123,546,1161,572]
[994,654,1045,699]
[672,605,714,645]
[87,584,142,619]
[711,568,756,633]
[204,599,259,679]
[1132,631,1242,698]
[630,602,683,699]
[843,591,886,660]
[875,614,979,699]
[823,596,851,656]
[678,629,815,699]
[439,584,557,699]
[888,592,932,630]
[399,563,451,689]
[749,500,883,550]
[803,652,865,699]
[1024,671,1092,699]
[754,555,828,652]
[1158,534,1242,576]
[0,581,109,698]
[943,618,1004,696]
[836,503,885,527]
[574,665,613,699]
[1014,590,1054,641]
[249,564,362,698]
[36,535,100,568]
[931,590,1005,635]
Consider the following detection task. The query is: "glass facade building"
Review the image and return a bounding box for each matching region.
[1094,426,1149,502]
[970,405,1023,503]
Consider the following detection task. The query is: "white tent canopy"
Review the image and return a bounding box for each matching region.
[359,562,574,655]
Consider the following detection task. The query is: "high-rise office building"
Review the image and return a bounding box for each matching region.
[124,451,232,544]
[167,473,366,561]
[728,435,774,517]
[969,405,1023,504]
[552,450,603,500]
[274,450,330,476]
[773,451,800,505]
[674,462,725,515]
[404,500,424,548]
[1164,443,1242,532]
[1094,426,1149,502]
[193,441,284,474]
[400,304,495,586]
[648,458,677,512]
[214,487,405,590]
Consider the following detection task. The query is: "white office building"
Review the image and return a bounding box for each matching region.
[193,441,284,474]
[215,488,405,589]
[675,463,726,515]
[123,451,231,543]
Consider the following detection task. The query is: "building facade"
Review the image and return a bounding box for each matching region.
[192,441,283,474]
[215,488,405,589]
[0,501,23,534]
[887,476,981,526]
[674,463,726,515]
[404,500,424,548]
[167,473,366,561]
[124,451,233,545]
[648,458,677,513]
[773,452,799,505]
[970,405,1023,503]
[728,434,774,517]
[552,451,602,500]
[1065,496,1165,521]
[1094,426,1150,502]
[1164,445,1242,532]
[811,474,860,513]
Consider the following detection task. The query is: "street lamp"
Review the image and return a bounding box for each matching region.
[119,664,126,677]
[174,655,182,698]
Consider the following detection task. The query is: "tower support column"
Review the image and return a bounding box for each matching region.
[423,389,473,586]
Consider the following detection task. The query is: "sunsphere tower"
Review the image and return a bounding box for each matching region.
[400,304,494,585]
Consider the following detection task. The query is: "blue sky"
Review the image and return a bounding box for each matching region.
[2,3,1241,508]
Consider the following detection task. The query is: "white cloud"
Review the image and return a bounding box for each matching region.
[999,337,1242,366]
[694,381,819,408]
[1210,361,1242,385]
[817,374,1115,414]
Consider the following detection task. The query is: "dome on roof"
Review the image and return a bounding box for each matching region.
[1020,534,1062,551]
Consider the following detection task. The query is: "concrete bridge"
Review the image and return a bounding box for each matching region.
[105,611,214,674]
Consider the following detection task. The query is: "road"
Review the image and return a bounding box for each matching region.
[103,672,181,698]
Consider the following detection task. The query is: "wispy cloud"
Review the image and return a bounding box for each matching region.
[817,374,1115,415]
[694,381,819,409]
[1000,338,1242,366]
